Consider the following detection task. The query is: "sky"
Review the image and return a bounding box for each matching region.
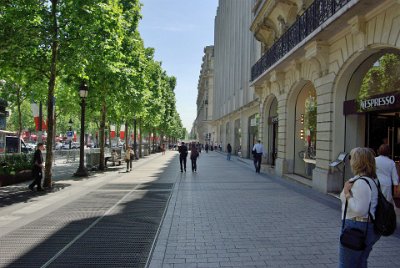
[138,0,218,131]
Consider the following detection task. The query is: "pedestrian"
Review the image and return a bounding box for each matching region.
[227,143,232,160]
[29,143,45,191]
[162,143,166,155]
[375,144,399,203]
[190,144,199,172]
[205,143,209,153]
[252,140,265,173]
[178,141,188,172]
[339,147,381,267]
[125,146,132,172]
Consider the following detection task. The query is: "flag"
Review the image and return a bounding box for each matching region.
[110,125,116,139]
[30,103,47,131]
[120,125,125,139]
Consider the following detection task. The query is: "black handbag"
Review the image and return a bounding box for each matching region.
[340,195,370,251]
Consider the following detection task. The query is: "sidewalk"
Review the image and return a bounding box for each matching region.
[0,151,399,267]
[0,151,178,267]
[149,151,399,267]
[0,153,161,236]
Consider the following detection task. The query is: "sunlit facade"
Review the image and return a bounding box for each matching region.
[212,0,259,157]
[194,46,215,145]
[250,0,400,193]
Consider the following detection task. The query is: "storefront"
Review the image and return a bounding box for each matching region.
[343,52,400,181]
[294,83,317,179]
[248,113,259,158]
[267,98,278,166]
[234,119,241,155]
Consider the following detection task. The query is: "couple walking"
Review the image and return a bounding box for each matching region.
[178,142,199,172]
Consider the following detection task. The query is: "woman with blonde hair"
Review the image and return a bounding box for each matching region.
[339,147,381,267]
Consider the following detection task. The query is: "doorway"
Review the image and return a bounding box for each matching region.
[366,112,400,161]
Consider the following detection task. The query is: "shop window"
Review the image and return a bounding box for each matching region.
[303,94,317,160]
[248,113,259,158]
[359,53,400,99]
[294,85,316,179]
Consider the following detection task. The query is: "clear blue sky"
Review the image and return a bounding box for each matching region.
[139,0,218,131]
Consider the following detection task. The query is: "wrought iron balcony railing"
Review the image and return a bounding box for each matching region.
[251,0,352,82]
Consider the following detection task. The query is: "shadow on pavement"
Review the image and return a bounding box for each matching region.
[0,183,71,207]
[1,155,177,267]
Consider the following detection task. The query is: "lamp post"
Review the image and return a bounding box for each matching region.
[74,81,89,177]
[68,118,73,149]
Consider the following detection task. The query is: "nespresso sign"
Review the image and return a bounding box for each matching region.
[343,91,400,115]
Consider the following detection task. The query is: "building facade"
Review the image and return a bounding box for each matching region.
[212,0,259,157]
[250,0,400,192]
[194,46,215,145]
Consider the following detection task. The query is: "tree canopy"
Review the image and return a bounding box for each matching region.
[0,0,185,182]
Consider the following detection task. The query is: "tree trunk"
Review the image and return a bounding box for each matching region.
[148,132,151,154]
[17,87,22,137]
[137,119,143,158]
[152,128,155,153]
[99,102,106,170]
[44,0,59,188]
[138,120,142,158]
[125,122,129,150]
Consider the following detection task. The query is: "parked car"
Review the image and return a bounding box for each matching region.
[55,142,63,150]
[71,142,80,149]
[61,142,69,150]
[61,142,79,149]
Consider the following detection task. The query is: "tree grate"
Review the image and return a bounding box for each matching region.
[0,190,171,268]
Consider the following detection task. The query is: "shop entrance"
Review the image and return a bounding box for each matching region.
[271,120,278,166]
[366,112,400,161]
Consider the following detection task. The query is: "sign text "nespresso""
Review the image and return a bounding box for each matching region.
[360,95,396,110]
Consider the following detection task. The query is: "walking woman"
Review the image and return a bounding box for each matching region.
[190,144,199,172]
[125,146,132,172]
[375,144,399,203]
[339,147,381,267]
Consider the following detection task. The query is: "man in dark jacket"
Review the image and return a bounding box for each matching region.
[178,142,188,172]
[29,143,45,191]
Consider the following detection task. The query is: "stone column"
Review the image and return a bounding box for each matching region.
[312,73,340,193]
[275,92,289,176]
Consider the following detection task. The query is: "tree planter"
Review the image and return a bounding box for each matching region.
[0,170,32,187]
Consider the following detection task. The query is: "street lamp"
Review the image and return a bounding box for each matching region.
[68,118,73,149]
[74,81,89,177]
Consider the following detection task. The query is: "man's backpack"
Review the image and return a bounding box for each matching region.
[358,177,397,236]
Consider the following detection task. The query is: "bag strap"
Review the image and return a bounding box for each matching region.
[342,177,372,234]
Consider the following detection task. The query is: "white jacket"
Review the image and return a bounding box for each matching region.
[375,155,399,186]
[340,176,378,220]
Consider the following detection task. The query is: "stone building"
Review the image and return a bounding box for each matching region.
[250,0,400,193]
[194,46,215,145]
[212,0,259,157]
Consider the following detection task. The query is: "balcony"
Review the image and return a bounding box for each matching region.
[251,0,352,82]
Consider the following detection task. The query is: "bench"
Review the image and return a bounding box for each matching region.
[105,154,122,167]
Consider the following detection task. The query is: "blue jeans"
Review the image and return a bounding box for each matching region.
[227,153,231,160]
[339,219,381,268]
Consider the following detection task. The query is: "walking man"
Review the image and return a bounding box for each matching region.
[226,143,232,161]
[178,141,188,172]
[252,140,265,173]
[190,143,199,172]
[29,143,45,191]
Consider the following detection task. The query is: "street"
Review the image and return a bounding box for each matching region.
[0,151,399,267]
